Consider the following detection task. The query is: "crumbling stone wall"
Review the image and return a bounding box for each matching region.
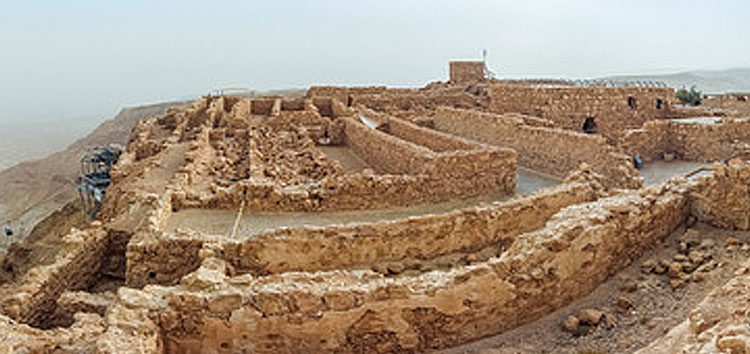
[165,106,517,214]
[129,177,691,354]
[343,116,433,174]
[128,175,590,287]
[351,91,484,113]
[449,61,485,84]
[307,86,388,105]
[691,161,750,230]
[218,180,600,276]
[385,116,478,152]
[433,107,642,188]
[0,227,108,328]
[621,117,750,162]
[487,85,676,140]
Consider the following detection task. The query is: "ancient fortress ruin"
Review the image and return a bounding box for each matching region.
[2,61,750,353]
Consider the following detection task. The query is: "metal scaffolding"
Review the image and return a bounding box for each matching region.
[76,145,122,219]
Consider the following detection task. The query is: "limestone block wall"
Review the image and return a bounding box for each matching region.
[1,292,162,353]
[385,116,477,152]
[126,232,209,288]
[343,116,434,174]
[351,91,483,112]
[135,177,691,354]
[169,119,515,215]
[129,170,580,288]
[433,107,642,188]
[307,86,388,104]
[449,61,485,83]
[0,227,109,327]
[691,161,750,229]
[488,85,676,140]
[617,120,672,162]
[218,180,599,276]
[620,118,750,162]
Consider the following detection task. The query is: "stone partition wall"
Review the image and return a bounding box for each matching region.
[385,116,478,152]
[488,85,676,140]
[123,176,692,354]
[307,86,388,104]
[219,180,599,276]
[621,117,750,162]
[128,178,595,288]
[449,61,485,84]
[168,118,516,215]
[343,116,434,174]
[351,91,483,112]
[125,111,517,287]
[342,116,517,196]
[0,227,109,327]
[433,107,642,188]
[691,161,750,229]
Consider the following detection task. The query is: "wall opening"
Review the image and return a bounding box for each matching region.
[656,98,663,110]
[628,97,637,110]
[582,117,597,134]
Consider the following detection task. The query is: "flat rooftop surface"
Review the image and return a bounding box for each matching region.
[165,169,559,238]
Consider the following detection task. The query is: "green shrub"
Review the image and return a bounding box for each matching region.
[676,86,702,106]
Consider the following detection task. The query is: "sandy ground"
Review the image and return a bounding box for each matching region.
[168,190,518,238]
[438,222,749,354]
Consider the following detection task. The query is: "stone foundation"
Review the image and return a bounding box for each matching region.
[432,107,642,188]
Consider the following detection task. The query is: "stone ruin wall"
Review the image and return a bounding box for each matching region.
[621,118,750,162]
[307,86,389,105]
[449,61,485,84]
[487,85,676,141]
[344,115,517,189]
[162,99,517,214]
[691,161,750,230]
[0,227,109,328]
[636,161,750,353]
[6,160,750,353]
[343,116,433,175]
[126,178,600,289]
[306,85,488,117]
[127,172,693,353]
[351,91,485,114]
[432,107,642,188]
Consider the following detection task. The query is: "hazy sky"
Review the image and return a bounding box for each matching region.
[1,0,749,126]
